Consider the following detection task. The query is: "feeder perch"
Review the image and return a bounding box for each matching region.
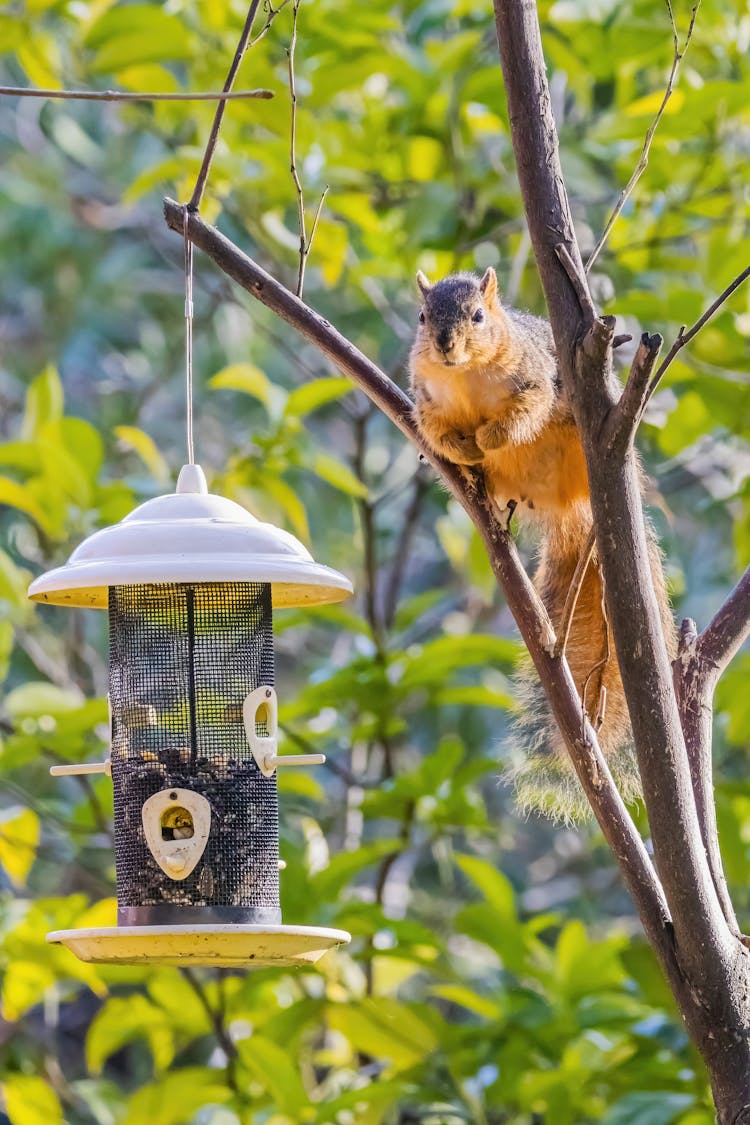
[29,464,352,967]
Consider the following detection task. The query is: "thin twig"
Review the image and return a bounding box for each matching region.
[554,242,597,323]
[249,0,293,49]
[286,0,327,296]
[308,185,330,256]
[190,0,265,212]
[646,264,750,401]
[0,85,273,103]
[586,0,700,272]
[383,469,430,629]
[554,526,596,659]
[181,968,240,1095]
[287,0,306,295]
[581,569,611,731]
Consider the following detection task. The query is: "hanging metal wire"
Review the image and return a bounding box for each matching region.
[183,205,195,466]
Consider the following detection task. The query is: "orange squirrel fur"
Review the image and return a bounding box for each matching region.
[409,267,674,819]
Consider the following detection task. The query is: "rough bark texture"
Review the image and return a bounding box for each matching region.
[492,1,750,1119]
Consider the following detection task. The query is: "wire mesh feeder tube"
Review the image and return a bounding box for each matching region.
[108,581,280,926]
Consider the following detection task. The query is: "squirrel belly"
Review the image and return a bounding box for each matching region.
[482,415,589,518]
[409,266,675,821]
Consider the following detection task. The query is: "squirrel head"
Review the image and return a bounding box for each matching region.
[412,267,508,369]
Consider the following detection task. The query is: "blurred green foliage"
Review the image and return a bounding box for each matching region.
[0,0,748,1121]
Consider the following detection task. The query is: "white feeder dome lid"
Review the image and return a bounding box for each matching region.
[28,464,353,610]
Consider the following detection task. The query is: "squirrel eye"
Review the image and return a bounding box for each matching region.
[418,309,425,324]
[472,308,485,324]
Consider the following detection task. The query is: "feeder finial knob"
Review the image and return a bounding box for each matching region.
[176,463,208,495]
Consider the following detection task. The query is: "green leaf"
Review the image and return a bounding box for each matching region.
[284,377,353,418]
[115,425,170,484]
[3,682,84,719]
[556,920,626,1000]
[603,1092,694,1125]
[0,807,40,888]
[400,634,519,690]
[85,6,193,71]
[0,621,13,682]
[123,1068,231,1125]
[237,1035,310,1117]
[327,999,439,1072]
[431,983,502,1020]
[21,366,63,441]
[2,960,58,1023]
[87,996,175,1074]
[263,474,310,542]
[455,854,517,920]
[0,550,30,613]
[311,452,368,497]
[4,1075,63,1125]
[59,418,104,483]
[209,363,275,407]
[0,476,53,534]
[312,840,400,899]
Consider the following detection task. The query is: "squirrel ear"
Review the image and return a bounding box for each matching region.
[416,270,432,297]
[479,267,499,304]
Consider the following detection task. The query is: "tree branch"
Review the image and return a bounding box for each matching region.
[0,85,273,103]
[585,0,700,273]
[696,565,750,676]
[605,331,663,453]
[673,619,740,937]
[189,0,265,212]
[493,0,724,944]
[493,0,750,1110]
[672,565,750,939]
[647,264,750,402]
[553,526,595,660]
[163,196,674,967]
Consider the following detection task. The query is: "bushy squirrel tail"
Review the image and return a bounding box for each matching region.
[506,507,674,822]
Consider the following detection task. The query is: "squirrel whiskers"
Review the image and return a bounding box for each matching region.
[409,267,675,821]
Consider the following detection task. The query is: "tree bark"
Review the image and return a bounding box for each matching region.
[491,1,750,1118]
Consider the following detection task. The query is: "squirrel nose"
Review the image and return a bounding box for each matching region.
[437,331,454,354]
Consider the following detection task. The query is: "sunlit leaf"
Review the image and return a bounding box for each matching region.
[4,1075,63,1125]
[115,425,171,484]
[0,807,40,888]
[209,363,275,407]
[311,452,368,497]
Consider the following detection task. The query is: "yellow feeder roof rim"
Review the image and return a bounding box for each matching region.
[28,464,353,610]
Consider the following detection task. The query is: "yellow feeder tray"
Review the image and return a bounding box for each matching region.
[47,924,351,967]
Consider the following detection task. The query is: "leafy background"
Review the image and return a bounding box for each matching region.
[0,0,749,1122]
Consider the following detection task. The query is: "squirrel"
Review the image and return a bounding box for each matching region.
[409,267,675,820]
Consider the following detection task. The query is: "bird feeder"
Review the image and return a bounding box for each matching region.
[28,462,353,968]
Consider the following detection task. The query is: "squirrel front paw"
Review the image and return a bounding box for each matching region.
[441,430,484,465]
[476,419,508,451]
